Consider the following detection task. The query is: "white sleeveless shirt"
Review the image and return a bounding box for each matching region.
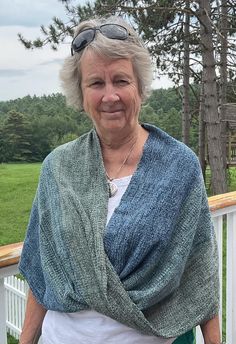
[41,176,176,344]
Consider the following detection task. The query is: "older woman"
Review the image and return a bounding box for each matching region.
[19,16,221,344]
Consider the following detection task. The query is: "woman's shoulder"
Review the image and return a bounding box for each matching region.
[38,129,97,180]
[43,129,94,165]
[142,124,204,195]
[144,123,198,164]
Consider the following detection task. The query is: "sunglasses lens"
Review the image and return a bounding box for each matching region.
[71,24,129,55]
[101,24,128,40]
[72,29,95,53]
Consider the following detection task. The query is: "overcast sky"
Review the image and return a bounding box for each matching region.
[0,0,173,102]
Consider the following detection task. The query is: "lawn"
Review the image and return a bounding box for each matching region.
[0,163,41,245]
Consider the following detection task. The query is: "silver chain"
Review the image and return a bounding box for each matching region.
[106,138,137,181]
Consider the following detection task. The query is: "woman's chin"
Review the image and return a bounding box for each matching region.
[100,120,127,132]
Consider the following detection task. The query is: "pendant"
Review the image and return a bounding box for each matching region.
[108,180,118,197]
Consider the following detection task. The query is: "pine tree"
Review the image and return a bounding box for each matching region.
[3,110,33,162]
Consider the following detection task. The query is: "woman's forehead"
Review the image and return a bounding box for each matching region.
[80,50,135,78]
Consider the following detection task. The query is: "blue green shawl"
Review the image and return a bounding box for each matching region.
[19,124,219,338]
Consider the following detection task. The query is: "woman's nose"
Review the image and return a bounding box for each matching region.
[102,84,120,103]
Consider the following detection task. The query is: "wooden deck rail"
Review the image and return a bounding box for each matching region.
[208,190,236,211]
[0,242,22,269]
[1,191,236,343]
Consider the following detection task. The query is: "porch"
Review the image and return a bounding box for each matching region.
[0,191,236,344]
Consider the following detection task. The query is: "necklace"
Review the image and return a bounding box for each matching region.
[106,139,137,198]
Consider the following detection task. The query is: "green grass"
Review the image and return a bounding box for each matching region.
[0,163,41,245]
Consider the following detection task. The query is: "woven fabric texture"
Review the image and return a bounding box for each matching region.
[19,124,219,338]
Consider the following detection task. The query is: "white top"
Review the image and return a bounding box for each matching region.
[106,175,132,224]
[41,176,176,344]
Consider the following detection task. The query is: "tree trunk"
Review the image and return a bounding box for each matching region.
[199,80,207,181]
[182,0,191,145]
[197,0,227,194]
[219,0,228,170]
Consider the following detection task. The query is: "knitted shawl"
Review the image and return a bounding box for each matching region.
[19,124,219,338]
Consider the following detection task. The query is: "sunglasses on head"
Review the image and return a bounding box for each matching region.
[71,24,129,55]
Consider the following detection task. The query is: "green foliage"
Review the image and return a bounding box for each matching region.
[205,165,236,196]
[0,93,93,163]
[140,104,182,140]
[7,334,18,344]
[227,167,236,192]
[3,110,33,162]
[140,87,198,151]
[148,88,182,113]
[0,125,8,163]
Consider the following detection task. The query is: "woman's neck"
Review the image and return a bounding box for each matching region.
[100,125,149,180]
[98,124,141,150]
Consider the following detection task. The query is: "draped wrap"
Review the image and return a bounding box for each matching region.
[19,124,219,338]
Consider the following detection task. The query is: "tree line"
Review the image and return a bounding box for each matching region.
[0,89,198,163]
[0,94,89,162]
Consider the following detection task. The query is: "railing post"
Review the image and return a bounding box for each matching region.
[226,211,236,344]
[0,276,7,344]
[212,215,223,330]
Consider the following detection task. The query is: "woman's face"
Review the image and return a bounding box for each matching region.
[81,50,142,137]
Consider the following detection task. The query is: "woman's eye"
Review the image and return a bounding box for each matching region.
[90,81,104,87]
[116,79,129,86]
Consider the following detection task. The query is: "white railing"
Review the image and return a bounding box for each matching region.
[1,191,236,344]
[5,275,28,339]
[0,263,21,344]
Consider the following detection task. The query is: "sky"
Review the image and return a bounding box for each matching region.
[0,0,173,102]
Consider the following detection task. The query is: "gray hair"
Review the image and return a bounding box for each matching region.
[60,16,153,110]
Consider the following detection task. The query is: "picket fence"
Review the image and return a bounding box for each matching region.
[4,275,28,340]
